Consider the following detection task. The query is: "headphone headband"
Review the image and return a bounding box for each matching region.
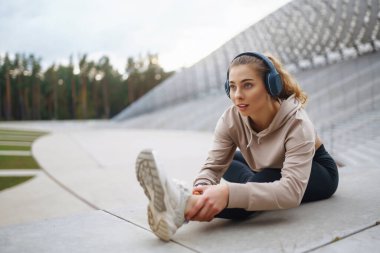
[224,52,283,98]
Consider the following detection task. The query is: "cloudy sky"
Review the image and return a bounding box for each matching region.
[0,0,291,72]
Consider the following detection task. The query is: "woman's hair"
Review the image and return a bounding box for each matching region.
[230,53,308,106]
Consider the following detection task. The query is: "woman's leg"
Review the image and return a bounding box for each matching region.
[214,156,254,219]
[216,145,339,219]
[216,151,282,219]
[221,151,255,184]
[301,145,339,203]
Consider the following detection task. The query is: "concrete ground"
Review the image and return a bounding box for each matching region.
[0,122,379,253]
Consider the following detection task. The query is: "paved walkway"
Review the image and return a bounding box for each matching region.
[0,123,379,252]
[0,141,32,146]
[0,169,41,176]
[0,151,32,156]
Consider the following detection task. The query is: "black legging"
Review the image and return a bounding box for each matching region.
[216,144,339,219]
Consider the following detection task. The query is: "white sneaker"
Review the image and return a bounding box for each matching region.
[135,149,190,241]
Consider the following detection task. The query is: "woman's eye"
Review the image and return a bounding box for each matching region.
[229,85,236,90]
[244,83,253,88]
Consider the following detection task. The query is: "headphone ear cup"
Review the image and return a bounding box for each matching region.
[224,80,230,98]
[267,72,283,97]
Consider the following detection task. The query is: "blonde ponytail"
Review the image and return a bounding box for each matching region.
[265,53,308,106]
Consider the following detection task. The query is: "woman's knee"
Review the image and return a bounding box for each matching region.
[324,161,339,198]
[302,173,338,203]
[222,160,254,183]
[328,170,339,197]
[233,151,247,165]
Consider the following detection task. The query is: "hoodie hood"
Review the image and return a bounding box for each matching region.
[242,94,302,145]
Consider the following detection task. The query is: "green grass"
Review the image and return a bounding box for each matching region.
[0,176,34,191]
[0,129,46,142]
[0,128,46,191]
[0,136,37,142]
[0,145,31,151]
[0,129,47,136]
[0,156,40,169]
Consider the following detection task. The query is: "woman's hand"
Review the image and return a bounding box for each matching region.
[185,184,229,222]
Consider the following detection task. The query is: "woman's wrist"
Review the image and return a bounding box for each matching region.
[222,183,230,208]
[194,182,209,187]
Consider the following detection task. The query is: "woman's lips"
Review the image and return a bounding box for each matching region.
[237,104,249,111]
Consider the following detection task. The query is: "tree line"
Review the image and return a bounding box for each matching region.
[0,53,173,120]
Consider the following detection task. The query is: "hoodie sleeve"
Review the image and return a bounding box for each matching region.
[227,118,315,211]
[193,115,237,186]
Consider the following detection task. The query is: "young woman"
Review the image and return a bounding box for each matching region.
[136,52,339,241]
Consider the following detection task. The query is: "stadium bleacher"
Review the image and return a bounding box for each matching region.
[115,0,380,167]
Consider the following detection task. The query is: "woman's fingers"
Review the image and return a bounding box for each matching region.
[193,200,218,221]
[192,184,210,195]
[185,196,205,220]
[187,184,229,222]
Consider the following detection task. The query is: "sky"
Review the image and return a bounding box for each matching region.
[0,0,292,73]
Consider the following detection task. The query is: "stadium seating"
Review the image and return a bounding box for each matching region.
[114,0,380,167]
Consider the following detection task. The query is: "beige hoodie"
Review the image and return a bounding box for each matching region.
[194,95,316,211]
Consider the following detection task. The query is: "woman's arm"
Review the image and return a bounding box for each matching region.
[188,113,236,221]
[227,119,316,211]
[193,115,237,186]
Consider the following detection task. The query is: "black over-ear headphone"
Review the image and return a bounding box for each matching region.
[224,52,283,98]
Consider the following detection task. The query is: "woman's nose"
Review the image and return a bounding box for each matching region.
[234,87,244,99]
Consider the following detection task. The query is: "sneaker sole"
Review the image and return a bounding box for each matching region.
[147,205,170,241]
[136,149,171,241]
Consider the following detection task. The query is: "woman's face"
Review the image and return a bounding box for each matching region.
[228,64,270,118]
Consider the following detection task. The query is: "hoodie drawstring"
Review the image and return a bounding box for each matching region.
[247,130,254,148]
